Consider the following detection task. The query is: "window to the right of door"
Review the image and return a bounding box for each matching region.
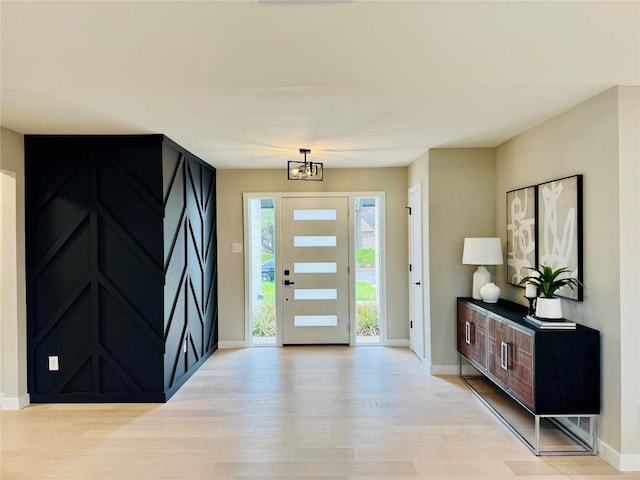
[354,196,381,345]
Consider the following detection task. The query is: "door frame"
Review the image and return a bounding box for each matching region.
[242,192,386,347]
[408,183,424,360]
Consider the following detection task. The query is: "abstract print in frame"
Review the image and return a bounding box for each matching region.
[537,175,583,300]
[506,186,537,286]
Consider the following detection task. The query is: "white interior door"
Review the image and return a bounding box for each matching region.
[281,196,350,345]
[409,185,425,359]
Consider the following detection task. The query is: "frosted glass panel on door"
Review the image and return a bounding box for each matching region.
[294,315,338,327]
[294,262,338,274]
[293,209,337,221]
[293,236,337,247]
[294,289,338,300]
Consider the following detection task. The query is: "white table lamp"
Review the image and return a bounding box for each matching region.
[462,237,504,300]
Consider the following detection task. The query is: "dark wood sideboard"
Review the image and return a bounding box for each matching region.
[456,297,600,455]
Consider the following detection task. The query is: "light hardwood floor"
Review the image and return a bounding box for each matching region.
[1,346,634,479]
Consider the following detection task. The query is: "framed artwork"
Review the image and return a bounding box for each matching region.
[506,185,537,286]
[537,175,583,300]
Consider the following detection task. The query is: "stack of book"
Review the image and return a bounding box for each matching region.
[524,315,576,330]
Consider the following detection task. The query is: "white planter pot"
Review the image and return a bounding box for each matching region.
[479,282,500,303]
[535,297,563,319]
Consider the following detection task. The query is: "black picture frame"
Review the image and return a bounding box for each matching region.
[506,185,537,286]
[536,174,583,301]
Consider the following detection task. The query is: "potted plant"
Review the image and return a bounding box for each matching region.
[518,265,582,319]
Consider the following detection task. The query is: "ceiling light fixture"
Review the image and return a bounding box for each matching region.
[288,148,323,181]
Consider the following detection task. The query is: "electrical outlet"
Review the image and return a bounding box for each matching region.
[48,356,59,371]
[232,243,242,253]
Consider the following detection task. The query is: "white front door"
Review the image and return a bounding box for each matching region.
[281,196,350,345]
[408,184,425,359]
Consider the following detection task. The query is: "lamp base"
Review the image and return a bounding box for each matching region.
[472,265,491,300]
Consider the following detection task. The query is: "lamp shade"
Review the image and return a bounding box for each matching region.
[462,237,503,265]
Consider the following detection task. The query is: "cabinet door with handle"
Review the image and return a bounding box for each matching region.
[488,316,534,408]
[488,316,510,387]
[457,301,474,359]
[471,310,487,369]
[509,327,534,408]
[457,301,488,371]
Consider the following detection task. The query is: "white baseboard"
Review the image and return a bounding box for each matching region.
[599,438,640,471]
[221,340,411,348]
[384,339,409,347]
[218,340,248,349]
[1,393,30,410]
[619,454,640,472]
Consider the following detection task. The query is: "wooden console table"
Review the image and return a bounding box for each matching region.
[457,297,600,455]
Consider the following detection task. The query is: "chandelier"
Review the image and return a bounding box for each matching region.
[287,148,323,181]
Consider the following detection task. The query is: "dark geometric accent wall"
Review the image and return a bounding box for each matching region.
[162,142,218,398]
[25,135,217,403]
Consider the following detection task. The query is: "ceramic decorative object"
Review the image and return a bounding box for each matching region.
[535,297,563,319]
[479,282,500,303]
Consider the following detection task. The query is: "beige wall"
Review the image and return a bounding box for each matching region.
[427,148,497,370]
[216,167,408,344]
[496,86,639,466]
[0,127,29,409]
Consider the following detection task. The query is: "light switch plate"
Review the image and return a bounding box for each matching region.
[232,243,242,253]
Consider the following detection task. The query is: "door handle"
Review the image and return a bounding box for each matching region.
[284,280,295,286]
[500,341,509,370]
[414,281,421,286]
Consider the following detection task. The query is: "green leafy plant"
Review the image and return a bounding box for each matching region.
[356,301,379,336]
[261,281,275,304]
[356,248,375,267]
[356,281,377,301]
[518,265,582,298]
[252,302,276,337]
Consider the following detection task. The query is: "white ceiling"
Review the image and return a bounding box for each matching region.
[1,1,638,169]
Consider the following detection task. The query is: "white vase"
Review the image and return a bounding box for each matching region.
[535,297,563,319]
[480,282,500,303]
